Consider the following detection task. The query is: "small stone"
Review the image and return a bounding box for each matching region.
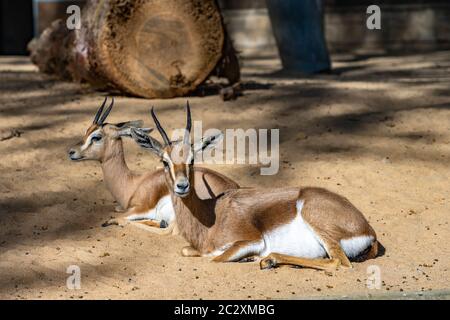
[382,157,391,164]
[295,132,308,141]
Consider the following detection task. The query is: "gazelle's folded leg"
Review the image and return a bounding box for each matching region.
[138,220,163,228]
[103,207,175,235]
[322,241,352,268]
[125,210,156,221]
[260,253,340,271]
[302,221,353,268]
[103,206,145,227]
[130,220,175,235]
[212,240,263,262]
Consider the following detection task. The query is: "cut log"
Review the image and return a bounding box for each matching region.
[29,0,240,99]
[28,19,76,80]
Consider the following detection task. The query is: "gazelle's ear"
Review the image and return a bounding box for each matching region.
[117,127,153,138]
[115,120,144,129]
[112,121,153,138]
[130,128,164,157]
[193,132,223,154]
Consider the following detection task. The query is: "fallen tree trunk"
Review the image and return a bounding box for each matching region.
[29,0,240,99]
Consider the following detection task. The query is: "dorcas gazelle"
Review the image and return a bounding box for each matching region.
[130,102,379,270]
[68,98,239,235]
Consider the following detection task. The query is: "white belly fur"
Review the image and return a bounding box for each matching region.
[261,200,327,258]
[261,200,373,259]
[126,195,175,223]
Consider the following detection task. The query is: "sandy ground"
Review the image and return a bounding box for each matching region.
[0,51,449,300]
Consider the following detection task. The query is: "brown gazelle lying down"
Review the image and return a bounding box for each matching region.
[130,103,379,270]
[68,98,239,235]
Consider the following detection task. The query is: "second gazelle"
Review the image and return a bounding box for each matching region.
[131,103,379,270]
[68,98,239,234]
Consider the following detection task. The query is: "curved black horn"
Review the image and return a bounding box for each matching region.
[98,97,114,125]
[93,97,107,124]
[151,107,171,146]
[184,101,192,144]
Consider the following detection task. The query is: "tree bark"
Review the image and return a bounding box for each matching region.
[29,0,240,99]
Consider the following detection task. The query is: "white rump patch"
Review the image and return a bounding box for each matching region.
[260,200,327,259]
[340,235,374,258]
[126,195,175,224]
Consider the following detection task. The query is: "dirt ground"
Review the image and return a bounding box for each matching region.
[0,51,449,300]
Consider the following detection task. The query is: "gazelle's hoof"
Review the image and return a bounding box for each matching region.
[260,256,277,270]
[102,220,118,227]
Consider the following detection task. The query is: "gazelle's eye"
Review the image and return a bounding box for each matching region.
[162,160,169,168]
[91,135,102,142]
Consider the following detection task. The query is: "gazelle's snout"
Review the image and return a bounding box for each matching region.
[68,145,84,161]
[174,176,190,197]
